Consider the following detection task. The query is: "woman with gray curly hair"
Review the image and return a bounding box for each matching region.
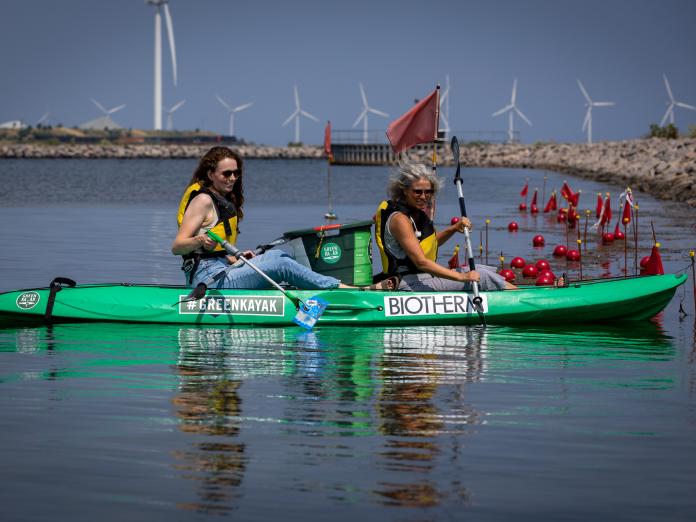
[375,162,515,292]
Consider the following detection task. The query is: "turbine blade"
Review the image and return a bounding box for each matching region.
[283,110,299,126]
[675,101,696,111]
[593,102,615,107]
[216,95,231,111]
[163,4,177,86]
[511,78,518,104]
[294,85,300,109]
[91,98,108,114]
[440,112,450,131]
[300,110,319,122]
[368,108,389,117]
[492,104,512,117]
[359,83,368,107]
[170,99,186,112]
[577,79,591,103]
[109,104,126,114]
[233,102,253,112]
[663,74,674,101]
[582,108,591,131]
[515,107,532,126]
[660,105,673,127]
[352,110,366,128]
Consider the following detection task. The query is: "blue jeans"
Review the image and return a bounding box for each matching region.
[190,250,342,290]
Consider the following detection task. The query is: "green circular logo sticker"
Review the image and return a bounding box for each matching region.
[321,242,342,264]
[16,292,40,310]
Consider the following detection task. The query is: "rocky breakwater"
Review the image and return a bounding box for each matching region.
[445,138,696,208]
[0,143,324,160]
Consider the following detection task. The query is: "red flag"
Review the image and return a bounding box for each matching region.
[568,205,577,223]
[448,245,460,269]
[643,244,664,275]
[543,191,557,212]
[596,193,603,218]
[531,189,537,206]
[323,120,332,160]
[622,200,631,224]
[386,88,439,153]
[570,190,580,208]
[520,183,528,197]
[601,194,612,225]
[560,182,573,202]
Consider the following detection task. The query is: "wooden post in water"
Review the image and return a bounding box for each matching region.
[485,219,490,265]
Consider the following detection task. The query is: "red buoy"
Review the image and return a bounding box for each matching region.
[640,256,650,269]
[508,221,519,232]
[522,264,538,278]
[535,259,550,271]
[498,268,516,283]
[519,203,527,211]
[532,234,545,247]
[451,217,460,225]
[614,230,625,240]
[536,274,554,286]
[552,245,568,257]
[556,212,567,223]
[566,249,581,261]
[511,256,526,269]
[530,204,539,214]
[538,269,555,280]
[602,232,615,244]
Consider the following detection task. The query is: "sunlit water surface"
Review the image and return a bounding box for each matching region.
[1,159,695,521]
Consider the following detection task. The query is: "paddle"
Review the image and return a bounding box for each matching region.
[205,230,327,330]
[451,135,486,326]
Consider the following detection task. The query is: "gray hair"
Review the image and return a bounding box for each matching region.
[387,161,443,201]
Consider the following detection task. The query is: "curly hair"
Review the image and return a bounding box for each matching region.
[189,146,245,221]
[386,161,443,202]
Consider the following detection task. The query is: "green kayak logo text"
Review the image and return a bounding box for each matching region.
[16,292,40,310]
[320,242,342,264]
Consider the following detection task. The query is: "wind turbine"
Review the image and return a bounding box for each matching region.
[282,85,318,144]
[352,83,389,144]
[577,79,615,145]
[660,74,696,127]
[216,95,253,137]
[165,99,186,130]
[146,0,177,131]
[492,78,531,143]
[91,98,126,127]
[439,74,451,135]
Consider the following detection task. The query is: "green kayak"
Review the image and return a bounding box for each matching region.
[0,274,686,327]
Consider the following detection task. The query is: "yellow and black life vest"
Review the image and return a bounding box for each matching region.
[374,199,438,276]
[177,182,239,282]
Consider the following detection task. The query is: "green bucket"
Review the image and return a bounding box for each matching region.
[283,220,373,286]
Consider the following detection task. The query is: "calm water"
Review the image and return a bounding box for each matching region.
[1,158,696,521]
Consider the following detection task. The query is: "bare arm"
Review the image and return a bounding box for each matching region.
[389,213,479,283]
[436,217,472,246]
[171,194,218,255]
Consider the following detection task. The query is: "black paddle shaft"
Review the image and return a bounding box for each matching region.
[451,136,476,272]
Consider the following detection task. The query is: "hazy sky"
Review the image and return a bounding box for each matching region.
[1,0,695,145]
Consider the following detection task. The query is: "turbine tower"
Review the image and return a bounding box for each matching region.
[216,95,253,137]
[282,85,318,144]
[146,0,177,131]
[91,98,126,127]
[165,99,185,130]
[660,74,696,126]
[352,83,389,144]
[577,79,615,145]
[439,74,451,135]
[492,78,531,143]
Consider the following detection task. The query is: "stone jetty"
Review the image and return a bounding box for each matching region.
[2,138,695,207]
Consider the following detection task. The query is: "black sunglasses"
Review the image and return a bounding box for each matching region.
[411,188,433,196]
[220,169,241,178]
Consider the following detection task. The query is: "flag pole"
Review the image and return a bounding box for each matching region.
[324,120,336,220]
[432,84,441,173]
[634,204,639,276]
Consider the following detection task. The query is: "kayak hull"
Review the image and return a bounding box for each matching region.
[0,274,687,328]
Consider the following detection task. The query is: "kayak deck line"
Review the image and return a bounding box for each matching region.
[0,274,687,328]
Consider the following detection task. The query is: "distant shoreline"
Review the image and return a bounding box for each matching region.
[2,139,694,207]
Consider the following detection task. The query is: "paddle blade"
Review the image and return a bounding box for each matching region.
[292,296,328,330]
[180,283,207,303]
